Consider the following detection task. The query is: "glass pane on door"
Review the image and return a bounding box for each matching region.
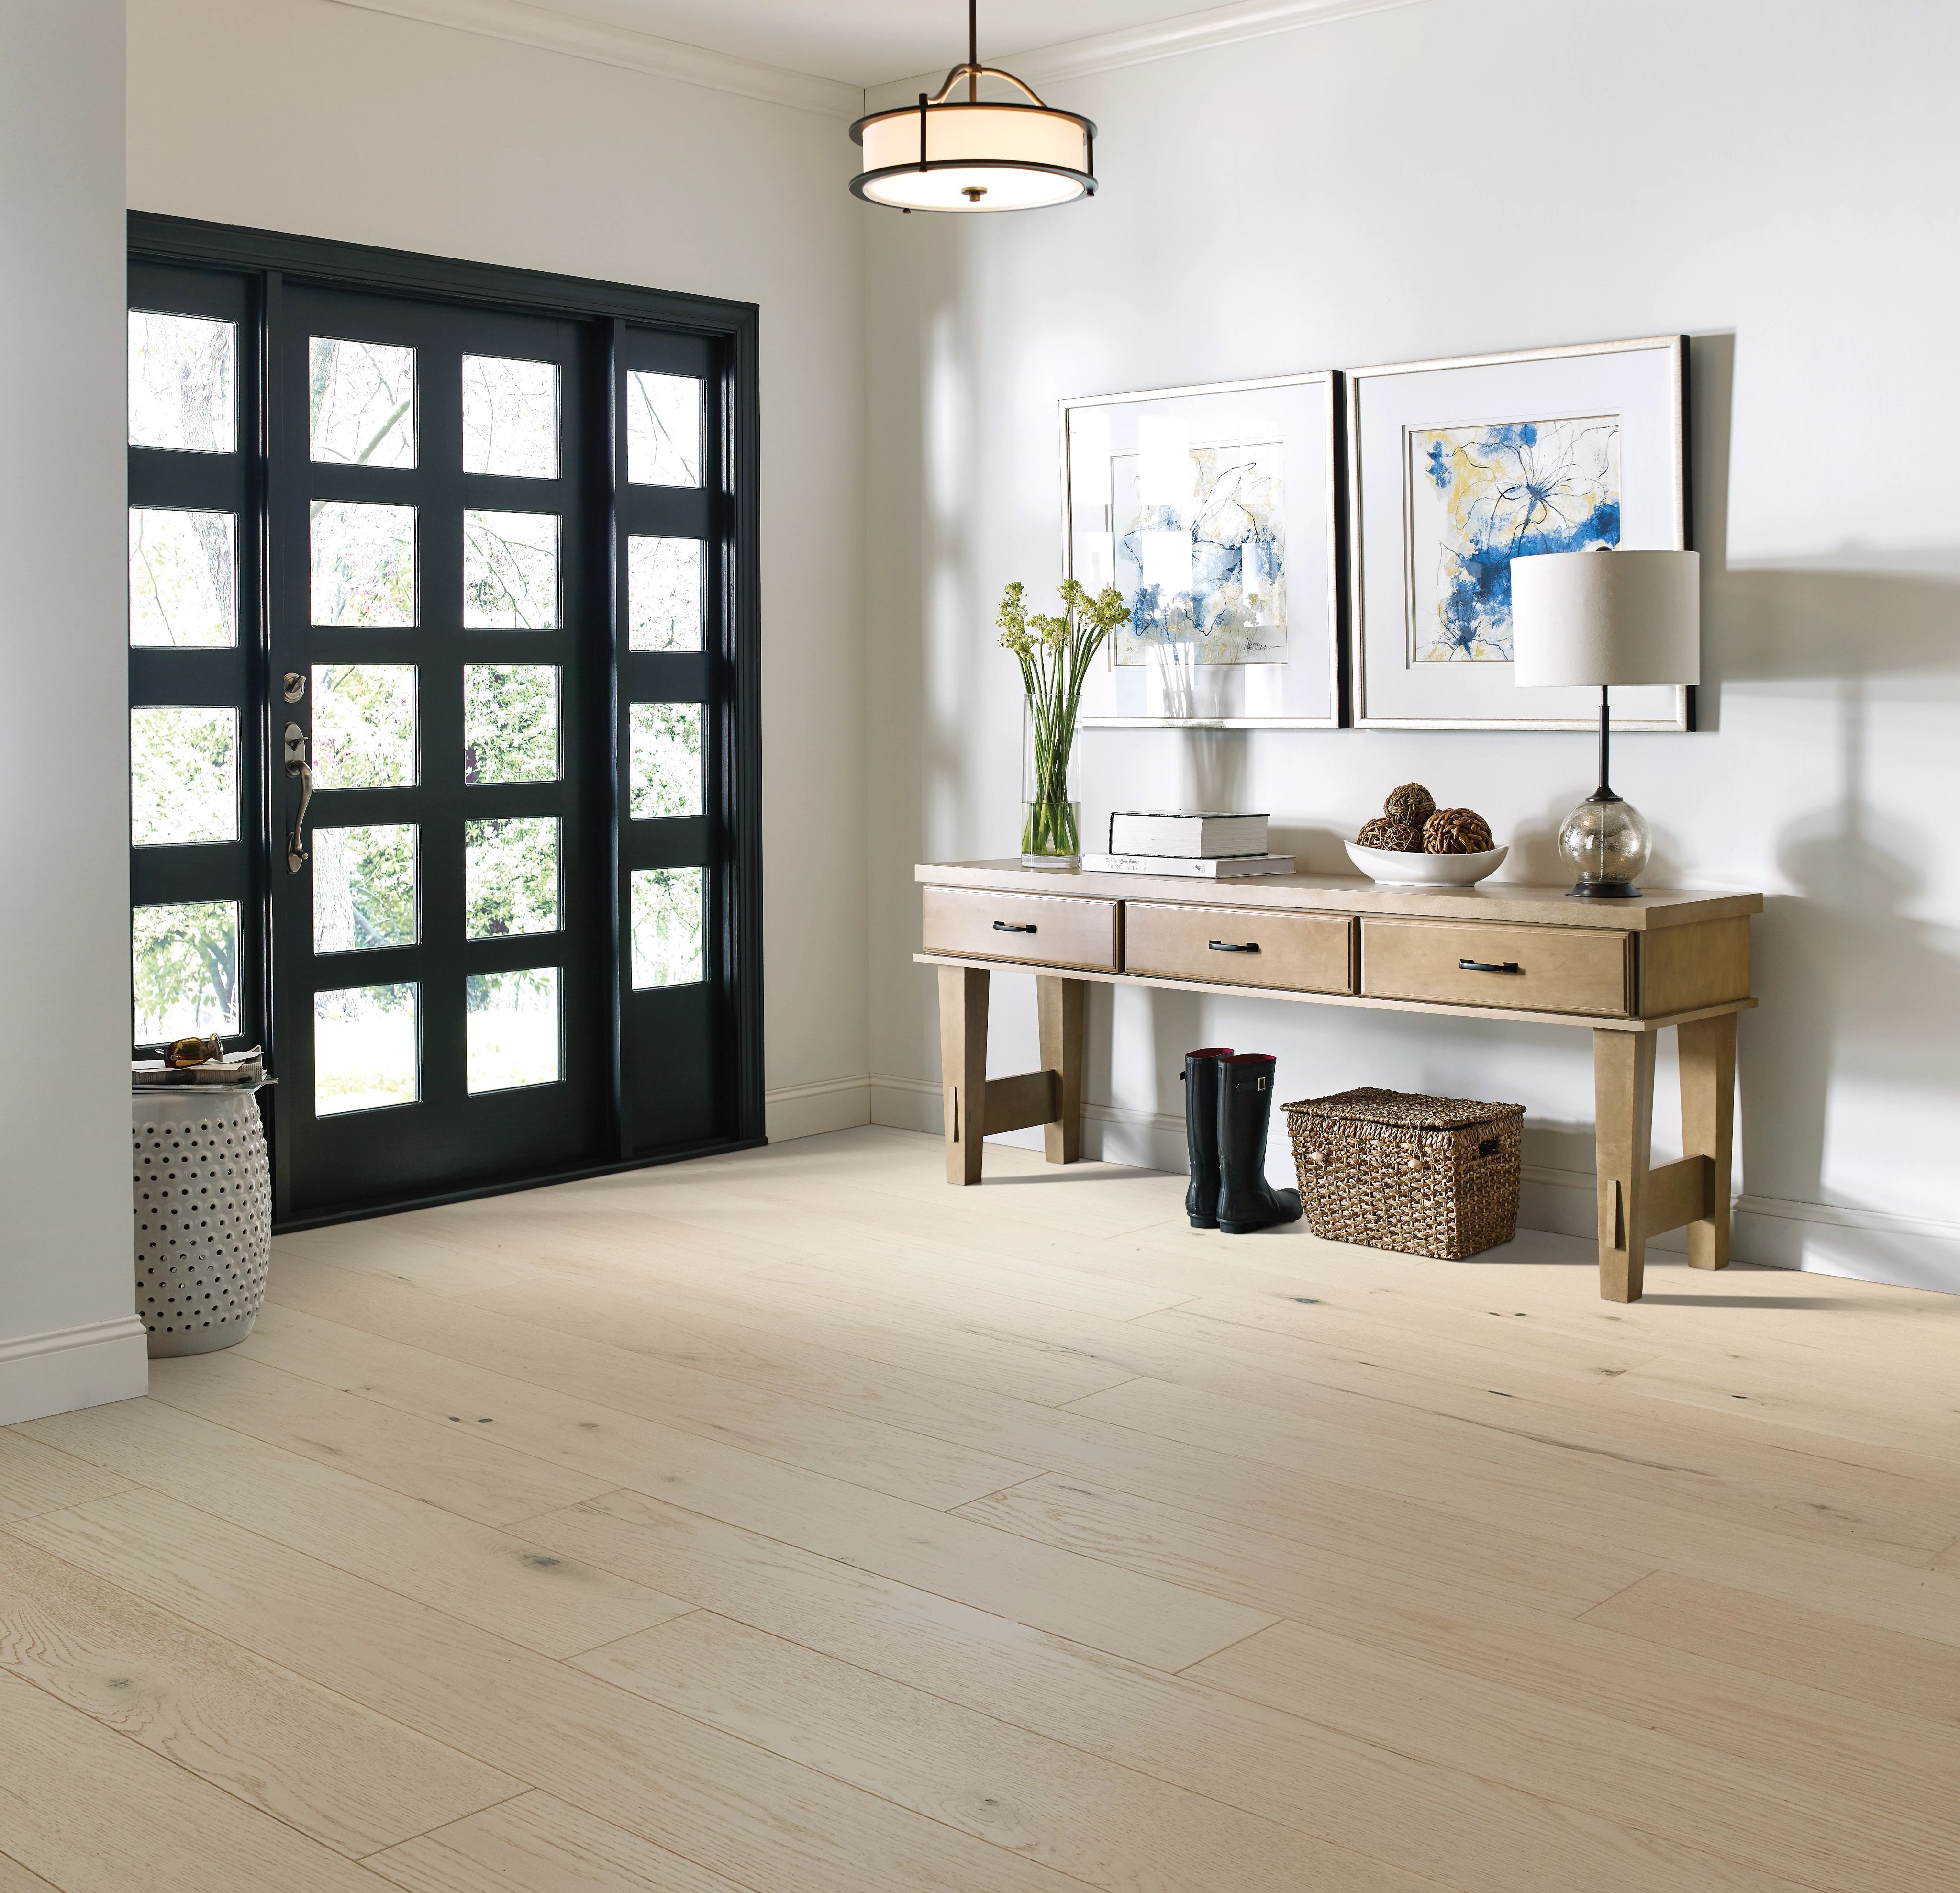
[314,983,419,1115]
[466,968,561,1092]
[463,511,558,627]
[312,501,416,625]
[463,356,558,477]
[132,900,239,1044]
[463,665,557,783]
[313,664,418,788]
[131,706,237,845]
[313,824,419,952]
[465,818,559,938]
[129,508,236,647]
[309,338,417,467]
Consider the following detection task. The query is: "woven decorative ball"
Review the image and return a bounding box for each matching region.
[1356,816,1419,852]
[1383,782,1436,828]
[1423,807,1495,855]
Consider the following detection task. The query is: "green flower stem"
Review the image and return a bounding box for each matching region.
[998,578,1130,861]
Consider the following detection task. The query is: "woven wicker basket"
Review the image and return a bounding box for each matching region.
[1283,1087,1525,1260]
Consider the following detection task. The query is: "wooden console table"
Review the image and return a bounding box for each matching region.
[915,860,1760,1303]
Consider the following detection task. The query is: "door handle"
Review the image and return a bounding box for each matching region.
[1209,940,1260,953]
[1459,957,1521,974]
[993,920,1037,933]
[283,721,313,874]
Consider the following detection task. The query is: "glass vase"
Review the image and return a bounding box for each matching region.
[1020,696,1082,869]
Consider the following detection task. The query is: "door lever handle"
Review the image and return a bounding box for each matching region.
[283,722,313,874]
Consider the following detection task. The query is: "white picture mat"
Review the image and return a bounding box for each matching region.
[1351,340,1686,728]
[1064,375,1339,726]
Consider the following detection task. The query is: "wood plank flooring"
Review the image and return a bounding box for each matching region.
[5,1125,1960,1893]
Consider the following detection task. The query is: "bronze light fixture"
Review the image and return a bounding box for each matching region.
[849,0,1097,213]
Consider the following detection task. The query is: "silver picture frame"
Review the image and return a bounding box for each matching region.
[1346,335,1691,732]
[1060,370,1345,729]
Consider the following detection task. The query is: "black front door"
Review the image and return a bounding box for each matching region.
[270,285,612,1217]
[128,219,764,1229]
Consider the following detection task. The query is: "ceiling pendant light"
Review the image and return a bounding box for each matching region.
[849,0,1097,213]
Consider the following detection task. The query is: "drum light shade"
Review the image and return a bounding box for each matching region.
[849,3,1096,213]
[851,101,1095,211]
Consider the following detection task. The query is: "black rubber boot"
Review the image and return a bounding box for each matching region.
[1216,1053,1303,1235]
[1180,1048,1236,1229]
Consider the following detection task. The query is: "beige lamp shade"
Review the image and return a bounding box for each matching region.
[1511,547,1701,687]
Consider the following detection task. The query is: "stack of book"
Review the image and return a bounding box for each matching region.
[132,1045,267,1087]
[1083,812,1294,878]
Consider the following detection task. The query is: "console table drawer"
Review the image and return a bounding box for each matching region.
[923,886,1120,971]
[1124,901,1355,994]
[1362,918,1633,1017]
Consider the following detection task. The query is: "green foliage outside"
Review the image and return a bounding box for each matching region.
[629,703,702,817]
[133,902,237,1045]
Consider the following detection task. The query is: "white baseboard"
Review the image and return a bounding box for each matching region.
[867,1075,1960,1296]
[764,1075,873,1143]
[869,1072,942,1135]
[0,1315,148,1427]
[1516,1163,1960,1292]
[1729,1191,1960,1296]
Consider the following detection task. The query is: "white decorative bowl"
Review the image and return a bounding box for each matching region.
[1345,840,1508,887]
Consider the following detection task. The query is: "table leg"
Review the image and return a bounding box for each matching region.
[1593,1028,1657,1302]
[938,965,990,1186]
[1036,975,1085,1165]
[1679,1011,1737,1271]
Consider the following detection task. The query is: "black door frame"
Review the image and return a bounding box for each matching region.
[129,212,766,1228]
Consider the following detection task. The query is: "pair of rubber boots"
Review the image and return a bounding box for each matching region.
[1180,1048,1303,1234]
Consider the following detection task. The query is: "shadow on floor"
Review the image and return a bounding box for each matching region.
[1632,1294,1845,1308]
[973,1166,1166,1187]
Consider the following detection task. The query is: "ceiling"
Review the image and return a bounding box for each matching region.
[519,0,1219,88]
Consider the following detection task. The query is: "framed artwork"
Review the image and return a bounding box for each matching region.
[1347,336,1690,730]
[1062,372,1343,728]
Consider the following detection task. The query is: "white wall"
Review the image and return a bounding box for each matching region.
[0,0,151,1423]
[864,0,1960,1291]
[128,0,872,1140]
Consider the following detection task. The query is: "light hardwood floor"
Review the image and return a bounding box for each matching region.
[5,1124,1960,1892]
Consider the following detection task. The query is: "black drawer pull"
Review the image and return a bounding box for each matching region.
[1209,940,1260,954]
[993,920,1037,934]
[1459,958,1522,974]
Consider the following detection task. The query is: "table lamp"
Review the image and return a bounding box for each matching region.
[1511,546,1700,898]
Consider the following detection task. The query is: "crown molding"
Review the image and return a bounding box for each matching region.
[864,0,1434,111]
[318,0,1436,123]
[322,0,866,117]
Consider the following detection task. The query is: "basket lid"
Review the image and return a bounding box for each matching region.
[1282,1086,1524,1131]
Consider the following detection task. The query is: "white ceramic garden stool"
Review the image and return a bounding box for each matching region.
[131,1086,272,1357]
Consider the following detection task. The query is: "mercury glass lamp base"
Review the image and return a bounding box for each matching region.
[1558,791,1652,900]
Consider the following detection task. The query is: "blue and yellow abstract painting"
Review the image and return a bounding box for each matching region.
[1111,435,1286,666]
[1406,416,1619,662]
